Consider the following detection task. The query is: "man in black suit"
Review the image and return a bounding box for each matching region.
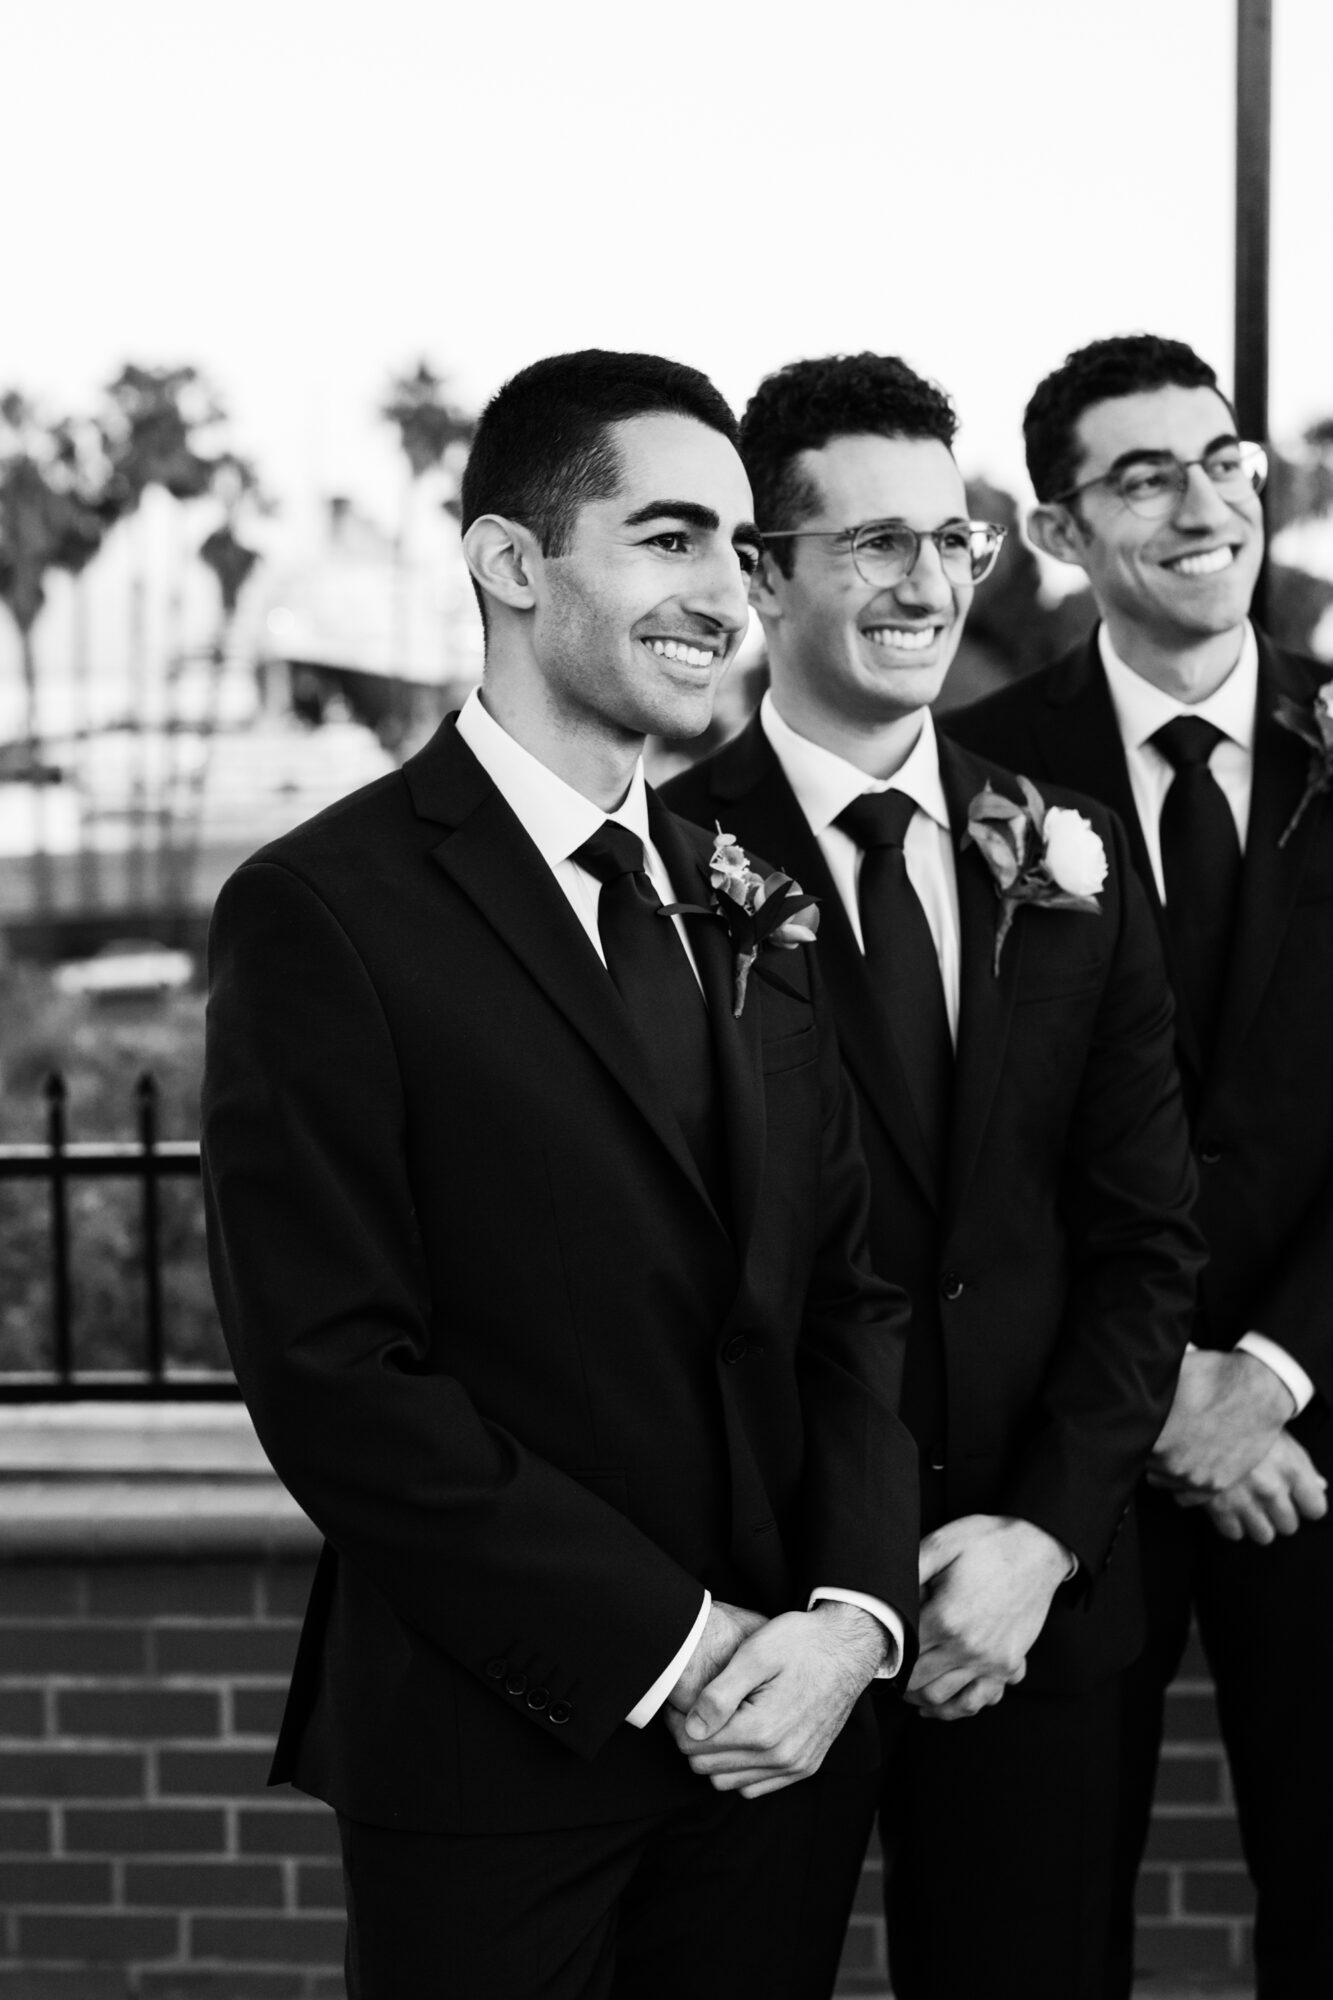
[664,352,1204,2000]
[949,332,1333,1999]
[201,350,919,2000]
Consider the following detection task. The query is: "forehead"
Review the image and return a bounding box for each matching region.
[798,433,966,524]
[597,412,752,523]
[1072,385,1237,474]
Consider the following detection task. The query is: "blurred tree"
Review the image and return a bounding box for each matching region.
[381,362,474,750]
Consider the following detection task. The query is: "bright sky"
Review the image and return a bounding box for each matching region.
[3,0,1332,539]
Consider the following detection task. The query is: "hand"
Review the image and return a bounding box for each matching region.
[663,1601,887,1798]
[905,1515,1070,1719]
[667,1600,767,1714]
[1173,1430,1329,1544]
[1150,1349,1296,1497]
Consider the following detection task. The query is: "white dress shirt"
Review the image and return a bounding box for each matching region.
[760,695,962,1043]
[455,690,903,1721]
[1096,629,1313,1418]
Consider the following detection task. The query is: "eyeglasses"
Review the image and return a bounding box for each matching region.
[1050,441,1268,520]
[760,518,1007,588]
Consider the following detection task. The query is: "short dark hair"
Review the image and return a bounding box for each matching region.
[461,349,739,558]
[739,353,958,574]
[1024,333,1235,503]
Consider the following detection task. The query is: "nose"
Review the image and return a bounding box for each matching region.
[1172,461,1235,531]
[684,544,753,634]
[894,534,956,614]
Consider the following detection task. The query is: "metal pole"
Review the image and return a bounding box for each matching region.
[1235,0,1273,625]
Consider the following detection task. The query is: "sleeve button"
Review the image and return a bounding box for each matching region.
[504,1672,528,1698]
[940,1274,964,1302]
[722,1334,749,1364]
[484,1657,507,1680]
[526,1686,549,1711]
[548,1701,573,1725]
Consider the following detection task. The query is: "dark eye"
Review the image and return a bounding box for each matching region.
[735,544,761,578]
[857,525,912,557]
[648,531,691,554]
[1204,447,1244,479]
[936,527,973,556]
[1118,465,1173,501]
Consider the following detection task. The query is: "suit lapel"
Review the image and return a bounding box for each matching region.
[938,740,1025,1221]
[1210,641,1329,1076]
[405,719,725,1229]
[697,716,941,1208]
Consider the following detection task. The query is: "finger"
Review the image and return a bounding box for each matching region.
[1255,1483,1301,1537]
[1218,1492,1274,1545]
[1206,1503,1247,1543]
[737,1771,805,1798]
[684,1648,772,1741]
[1289,1465,1330,1522]
[916,1678,1008,1721]
[911,1666,981,1709]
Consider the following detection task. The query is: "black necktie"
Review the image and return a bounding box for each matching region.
[836,790,953,1176]
[1152,716,1242,1060]
[572,821,727,1214]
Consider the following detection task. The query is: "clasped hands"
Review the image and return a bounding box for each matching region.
[905,1513,1070,1723]
[1148,1349,1328,1545]
[664,1598,887,1799]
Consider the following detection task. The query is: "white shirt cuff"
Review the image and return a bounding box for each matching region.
[625,1591,711,1728]
[1237,1332,1315,1416]
[809,1587,905,1679]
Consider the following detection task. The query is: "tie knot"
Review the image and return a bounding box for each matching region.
[837,789,917,851]
[1152,716,1227,772]
[571,820,648,887]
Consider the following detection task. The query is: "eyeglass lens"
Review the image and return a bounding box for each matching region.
[1116,444,1267,517]
[852,524,1000,587]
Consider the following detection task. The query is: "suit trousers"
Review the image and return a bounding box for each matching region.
[867,1676,1122,2000]
[337,1757,871,2000]
[1107,1482,1333,2000]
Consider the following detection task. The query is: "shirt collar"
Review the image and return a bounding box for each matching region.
[1098,621,1258,753]
[455,685,651,865]
[760,691,951,835]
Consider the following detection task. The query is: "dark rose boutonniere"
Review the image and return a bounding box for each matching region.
[964,776,1107,974]
[662,826,819,1017]
[1274,680,1333,848]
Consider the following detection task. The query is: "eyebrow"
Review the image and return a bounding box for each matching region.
[621,499,763,548]
[1103,432,1240,474]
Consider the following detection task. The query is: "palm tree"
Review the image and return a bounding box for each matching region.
[381,362,474,744]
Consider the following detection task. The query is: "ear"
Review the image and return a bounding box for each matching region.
[748,547,787,621]
[463,514,541,614]
[1027,503,1089,571]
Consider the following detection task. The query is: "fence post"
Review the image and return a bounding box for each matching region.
[136,1072,165,1385]
[43,1073,73,1386]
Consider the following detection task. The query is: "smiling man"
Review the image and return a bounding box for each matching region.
[664,352,1203,2000]
[950,332,1333,1999]
[201,350,919,2000]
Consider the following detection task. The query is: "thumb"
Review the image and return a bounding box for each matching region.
[918,1527,962,1587]
[685,1636,767,1740]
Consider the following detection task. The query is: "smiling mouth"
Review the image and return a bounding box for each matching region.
[643,637,719,667]
[863,626,941,654]
[1162,547,1237,579]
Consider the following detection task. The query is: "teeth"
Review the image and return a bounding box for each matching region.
[1167,548,1234,578]
[864,627,937,653]
[646,638,714,666]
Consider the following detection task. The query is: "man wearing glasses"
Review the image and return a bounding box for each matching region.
[951,332,1333,1998]
[664,352,1203,2000]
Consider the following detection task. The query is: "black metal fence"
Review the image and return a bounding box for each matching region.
[0,1072,237,1400]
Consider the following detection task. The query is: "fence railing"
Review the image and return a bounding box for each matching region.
[0,1072,237,1400]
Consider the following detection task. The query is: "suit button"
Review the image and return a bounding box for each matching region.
[722,1334,749,1364]
[548,1700,573,1725]
[526,1686,549,1711]
[505,1672,528,1698]
[484,1657,507,1680]
[1199,1143,1224,1165]
[928,1454,945,1474]
[940,1274,964,1302]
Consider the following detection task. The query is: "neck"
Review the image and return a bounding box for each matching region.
[479,668,641,812]
[769,682,927,780]
[1100,613,1247,704]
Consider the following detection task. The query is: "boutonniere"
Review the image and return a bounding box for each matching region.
[661,825,820,1017]
[963,776,1107,975]
[1274,681,1333,848]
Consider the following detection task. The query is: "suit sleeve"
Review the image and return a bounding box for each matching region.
[999,813,1207,1574]
[202,859,706,1762]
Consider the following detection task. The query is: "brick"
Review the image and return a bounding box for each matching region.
[0,1570,86,1618]
[64,1806,227,1855]
[1155,1751,1226,1805]
[0,1626,147,1676]
[1146,1810,1245,1862]
[57,1689,221,1741]
[0,1808,52,1851]
[295,1861,343,1910]
[1164,1690,1222,1739]
[1133,1918,1238,1976]
[230,1687,287,1737]
[0,1750,145,1800]
[189,1912,344,1963]
[138,1975,306,1999]
[0,1972,126,1999]
[836,1914,886,1979]
[16,1910,180,1960]
[0,1857,113,1904]
[124,1859,285,1909]
[156,1747,271,1798]
[1184,1868,1257,1918]
[151,1626,298,1678]
[851,1858,882,1915]
[1134,1866,1171,1918]
[256,1566,317,1621]
[238,1806,339,1857]
[0,1690,47,1737]
[86,1564,256,1622]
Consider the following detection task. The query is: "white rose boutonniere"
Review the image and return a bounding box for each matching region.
[1274,680,1333,848]
[964,776,1106,974]
[661,825,820,1017]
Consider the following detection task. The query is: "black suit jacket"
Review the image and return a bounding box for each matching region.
[202,715,919,1834]
[665,717,1204,1688]
[949,630,1333,1428]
